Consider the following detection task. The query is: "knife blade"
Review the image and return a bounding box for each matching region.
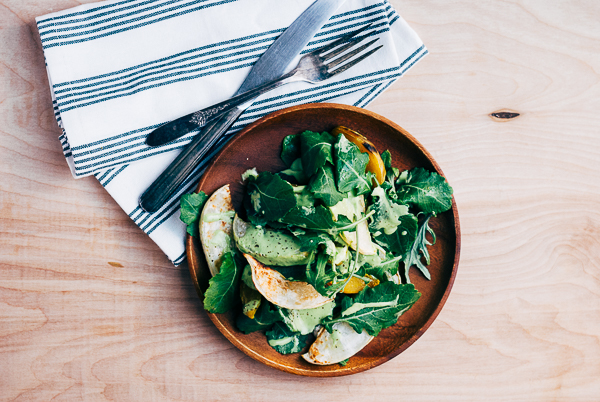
[139,0,346,212]
[146,0,347,147]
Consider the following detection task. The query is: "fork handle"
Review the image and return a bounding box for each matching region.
[139,107,243,212]
[146,70,299,147]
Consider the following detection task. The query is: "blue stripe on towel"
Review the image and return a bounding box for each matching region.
[52,28,283,89]
[38,0,197,33]
[41,0,239,49]
[173,251,187,265]
[37,0,141,25]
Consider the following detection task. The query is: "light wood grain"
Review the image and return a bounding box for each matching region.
[1,0,599,400]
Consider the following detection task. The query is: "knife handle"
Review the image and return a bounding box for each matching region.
[146,70,298,147]
[139,108,243,213]
[144,113,203,147]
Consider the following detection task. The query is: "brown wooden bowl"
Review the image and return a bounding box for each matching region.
[187,103,460,377]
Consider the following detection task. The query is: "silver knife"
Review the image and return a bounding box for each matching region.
[139,0,346,212]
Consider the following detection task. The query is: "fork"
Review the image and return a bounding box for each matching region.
[139,25,382,212]
[146,24,382,147]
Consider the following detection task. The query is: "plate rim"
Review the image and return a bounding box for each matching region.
[186,102,461,377]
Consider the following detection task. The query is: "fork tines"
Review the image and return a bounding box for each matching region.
[314,24,383,77]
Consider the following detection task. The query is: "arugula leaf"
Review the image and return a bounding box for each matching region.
[402,213,436,282]
[280,205,352,232]
[306,250,347,297]
[246,171,296,222]
[203,253,242,314]
[179,192,209,237]
[322,282,421,336]
[380,150,399,200]
[396,167,453,214]
[368,186,410,235]
[363,255,402,282]
[265,322,310,354]
[309,164,346,206]
[372,213,418,256]
[334,135,372,195]
[281,134,301,167]
[236,302,285,334]
[300,131,335,177]
[294,231,336,255]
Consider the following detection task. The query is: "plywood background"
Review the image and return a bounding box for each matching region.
[1,0,599,400]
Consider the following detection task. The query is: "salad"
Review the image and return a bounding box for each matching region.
[180,126,454,365]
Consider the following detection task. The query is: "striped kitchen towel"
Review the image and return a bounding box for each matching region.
[38,0,428,265]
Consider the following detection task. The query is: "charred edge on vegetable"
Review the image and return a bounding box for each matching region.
[362,141,378,153]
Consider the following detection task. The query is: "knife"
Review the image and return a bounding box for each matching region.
[139,0,346,212]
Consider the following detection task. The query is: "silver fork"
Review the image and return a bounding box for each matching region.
[146,24,382,146]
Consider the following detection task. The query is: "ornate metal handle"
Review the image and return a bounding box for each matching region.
[145,70,298,147]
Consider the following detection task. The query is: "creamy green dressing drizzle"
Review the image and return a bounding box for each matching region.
[250,191,261,211]
[241,168,258,181]
[207,230,231,252]
[203,210,235,222]
[268,336,298,348]
[284,302,334,335]
[328,328,344,346]
[341,295,400,317]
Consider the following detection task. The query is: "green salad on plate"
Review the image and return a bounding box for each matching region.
[181,126,453,365]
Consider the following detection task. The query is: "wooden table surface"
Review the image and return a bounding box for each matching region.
[1,0,599,400]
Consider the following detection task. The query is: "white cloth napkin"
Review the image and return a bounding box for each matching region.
[37,0,427,265]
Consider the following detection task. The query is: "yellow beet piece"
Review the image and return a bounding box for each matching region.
[342,276,366,294]
[332,126,386,185]
[240,283,261,319]
[365,274,380,288]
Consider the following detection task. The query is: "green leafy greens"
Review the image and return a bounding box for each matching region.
[280,205,352,232]
[372,213,418,257]
[265,322,310,354]
[236,302,284,334]
[279,158,307,184]
[195,126,454,365]
[179,192,209,237]
[396,167,453,214]
[245,171,296,223]
[322,282,421,336]
[402,213,436,282]
[334,135,372,195]
[300,131,335,177]
[306,250,348,298]
[368,186,410,235]
[203,252,242,314]
[309,164,346,206]
[281,134,301,167]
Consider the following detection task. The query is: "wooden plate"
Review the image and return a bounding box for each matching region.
[186,103,460,377]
